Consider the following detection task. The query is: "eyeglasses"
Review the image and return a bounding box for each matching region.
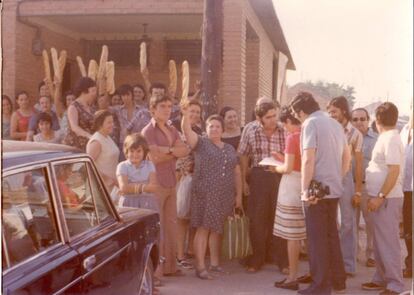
[352,117,367,122]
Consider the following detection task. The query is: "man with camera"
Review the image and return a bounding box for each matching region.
[290,92,351,294]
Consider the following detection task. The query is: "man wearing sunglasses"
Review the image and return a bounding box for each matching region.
[351,108,378,269]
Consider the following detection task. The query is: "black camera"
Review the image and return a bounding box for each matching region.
[308,180,330,199]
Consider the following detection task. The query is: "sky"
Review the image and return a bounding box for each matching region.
[273,0,413,115]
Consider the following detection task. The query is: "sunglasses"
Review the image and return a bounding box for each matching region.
[352,117,367,122]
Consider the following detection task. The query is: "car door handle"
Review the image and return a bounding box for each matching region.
[83,255,96,271]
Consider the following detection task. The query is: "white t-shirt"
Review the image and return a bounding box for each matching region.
[366,129,404,198]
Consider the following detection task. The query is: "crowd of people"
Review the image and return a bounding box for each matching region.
[2,77,412,295]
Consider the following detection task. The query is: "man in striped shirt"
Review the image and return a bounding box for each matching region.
[238,99,288,273]
[328,96,364,279]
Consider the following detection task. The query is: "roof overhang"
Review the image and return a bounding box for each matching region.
[248,0,295,70]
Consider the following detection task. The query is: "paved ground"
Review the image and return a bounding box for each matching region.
[160,231,413,295]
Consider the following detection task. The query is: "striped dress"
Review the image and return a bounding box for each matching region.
[273,131,306,240]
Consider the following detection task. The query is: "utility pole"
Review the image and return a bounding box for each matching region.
[200,0,223,118]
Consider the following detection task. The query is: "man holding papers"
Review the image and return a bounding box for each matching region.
[238,99,288,274]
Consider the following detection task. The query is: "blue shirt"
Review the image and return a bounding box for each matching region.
[116,159,155,184]
[28,111,60,133]
[301,111,347,198]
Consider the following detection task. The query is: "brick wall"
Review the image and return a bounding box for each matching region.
[243,0,278,100]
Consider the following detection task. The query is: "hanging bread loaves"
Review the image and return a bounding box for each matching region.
[105,61,116,95]
[168,60,177,98]
[181,60,189,101]
[140,42,147,73]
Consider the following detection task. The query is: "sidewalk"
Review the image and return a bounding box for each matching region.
[161,237,413,295]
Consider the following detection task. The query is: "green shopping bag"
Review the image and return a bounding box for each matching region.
[221,210,252,260]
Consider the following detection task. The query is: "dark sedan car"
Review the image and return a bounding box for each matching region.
[2,140,159,295]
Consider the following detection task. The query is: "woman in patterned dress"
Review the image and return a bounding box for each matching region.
[182,107,243,280]
[63,77,96,151]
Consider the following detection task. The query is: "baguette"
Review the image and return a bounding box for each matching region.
[42,50,54,95]
[181,60,190,101]
[106,61,115,95]
[168,60,177,98]
[140,42,147,73]
[97,45,108,81]
[58,50,67,81]
[50,47,61,83]
[76,56,87,77]
[88,59,99,81]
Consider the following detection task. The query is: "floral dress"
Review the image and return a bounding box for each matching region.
[63,101,95,151]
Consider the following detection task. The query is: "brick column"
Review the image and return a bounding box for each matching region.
[222,0,246,124]
[2,0,18,99]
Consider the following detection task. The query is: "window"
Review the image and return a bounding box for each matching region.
[55,162,114,238]
[2,168,60,268]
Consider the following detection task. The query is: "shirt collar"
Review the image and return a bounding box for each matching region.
[366,128,377,138]
[344,121,353,133]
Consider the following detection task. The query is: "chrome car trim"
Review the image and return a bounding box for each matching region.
[81,242,132,279]
[2,163,49,177]
[46,165,67,242]
[2,155,82,174]
[84,158,120,220]
[52,277,83,295]
[2,230,11,268]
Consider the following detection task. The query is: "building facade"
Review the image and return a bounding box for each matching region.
[2,0,294,124]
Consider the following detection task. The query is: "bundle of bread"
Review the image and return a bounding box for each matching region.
[181,60,190,101]
[168,60,177,98]
[87,60,99,81]
[42,48,67,93]
[42,50,54,96]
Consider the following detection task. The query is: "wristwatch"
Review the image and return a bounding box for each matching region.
[378,192,386,199]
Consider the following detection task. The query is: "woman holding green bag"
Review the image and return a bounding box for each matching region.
[182,102,243,280]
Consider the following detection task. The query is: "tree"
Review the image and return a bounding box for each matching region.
[304,80,356,108]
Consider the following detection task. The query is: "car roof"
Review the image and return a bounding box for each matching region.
[2,140,84,170]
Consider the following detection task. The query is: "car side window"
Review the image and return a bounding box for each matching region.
[2,168,60,268]
[55,162,114,238]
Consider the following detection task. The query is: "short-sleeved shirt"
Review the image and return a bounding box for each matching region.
[28,111,60,133]
[238,122,286,167]
[285,131,301,172]
[141,118,181,188]
[366,129,404,198]
[113,104,151,145]
[344,121,363,155]
[116,160,155,184]
[301,110,347,199]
